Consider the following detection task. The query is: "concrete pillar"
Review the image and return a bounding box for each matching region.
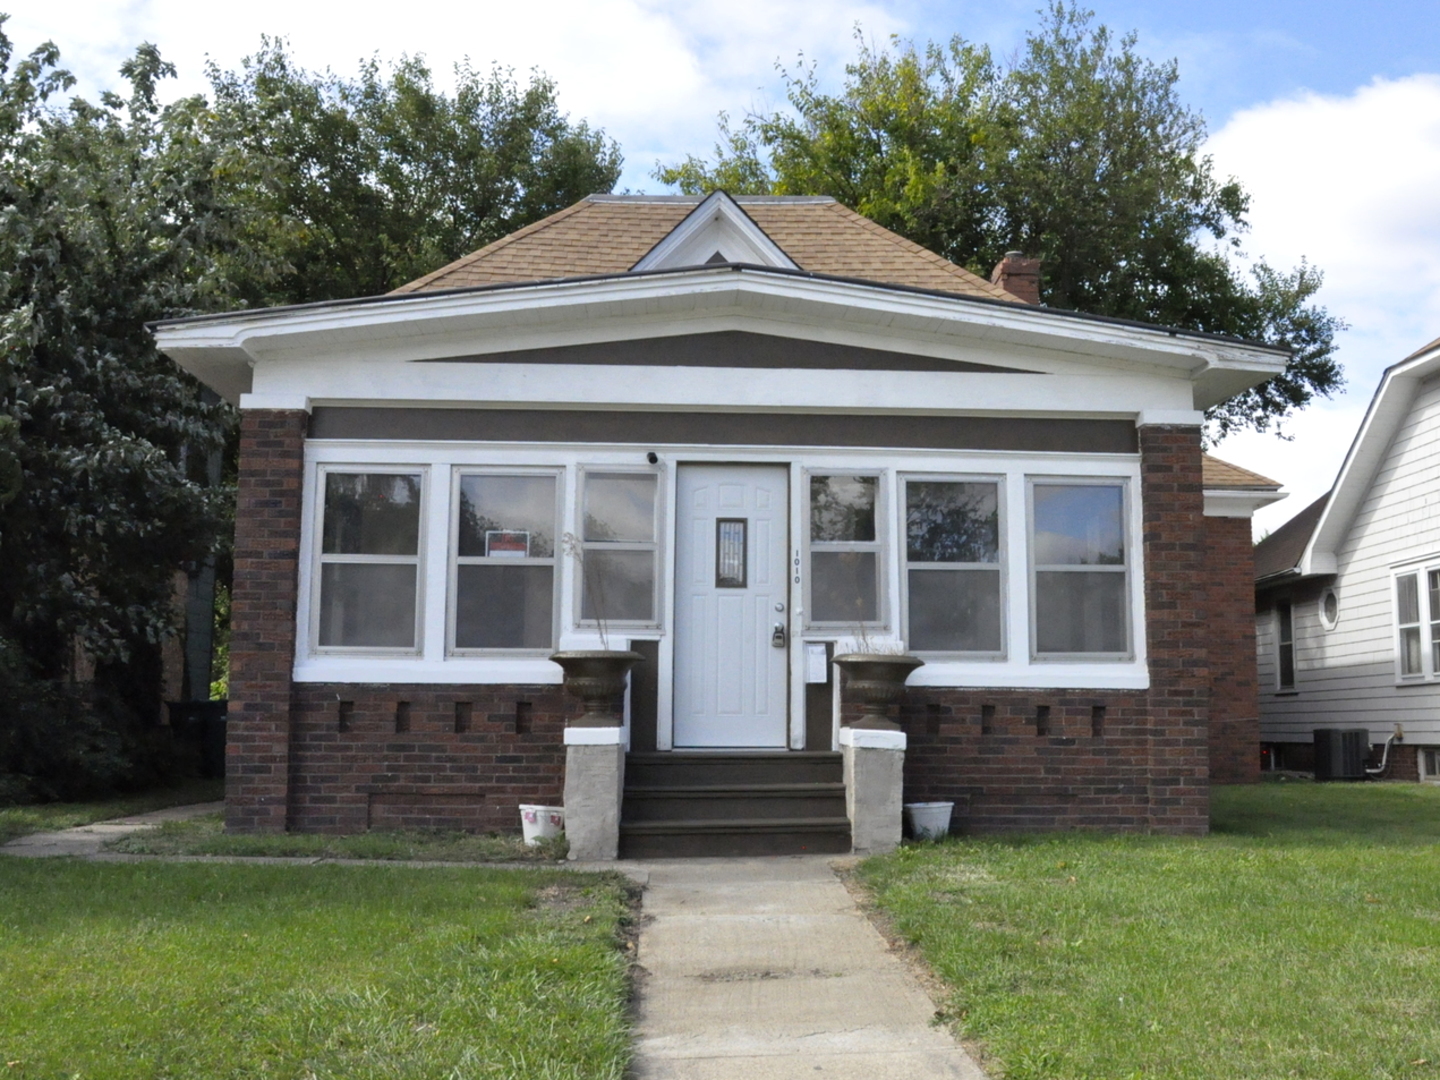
[839,726,906,855]
[562,726,626,861]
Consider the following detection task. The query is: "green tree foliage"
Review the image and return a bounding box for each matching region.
[209,41,623,304]
[658,5,1343,438]
[0,21,622,798]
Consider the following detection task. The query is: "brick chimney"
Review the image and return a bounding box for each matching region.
[991,251,1041,304]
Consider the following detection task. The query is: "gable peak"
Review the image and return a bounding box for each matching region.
[630,191,798,272]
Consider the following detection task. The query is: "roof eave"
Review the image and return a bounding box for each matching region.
[1299,337,1440,575]
[151,264,1290,406]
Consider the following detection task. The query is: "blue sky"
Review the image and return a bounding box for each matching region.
[9,0,1440,534]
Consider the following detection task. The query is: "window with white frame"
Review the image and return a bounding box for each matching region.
[451,472,559,651]
[903,478,1002,654]
[1397,571,1424,678]
[315,470,423,650]
[808,474,882,626]
[1030,480,1129,657]
[1275,601,1295,689]
[579,472,660,624]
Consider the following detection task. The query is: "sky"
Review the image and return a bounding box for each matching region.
[8,0,1440,536]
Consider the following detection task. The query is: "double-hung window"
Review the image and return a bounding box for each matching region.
[1397,572,1424,678]
[1030,480,1130,657]
[315,470,424,650]
[808,474,882,625]
[903,478,1002,654]
[1276,601,1295,689]
[579,472,660,624]
[452,472,559,651]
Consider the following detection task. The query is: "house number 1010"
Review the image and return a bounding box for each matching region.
[793,549,801,585]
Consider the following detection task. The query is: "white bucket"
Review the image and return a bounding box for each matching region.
[519,804,565,846]
[904,801,954,840]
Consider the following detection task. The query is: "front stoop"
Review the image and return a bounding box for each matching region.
[620,752,850,857]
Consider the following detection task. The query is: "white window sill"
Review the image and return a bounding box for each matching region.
[907,661,1149,691]
[293,656,564,685]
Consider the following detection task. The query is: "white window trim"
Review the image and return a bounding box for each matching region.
[898,472,1007,660]
[294,439,1148,690]
[1390,563,1436,684]
[447,467,563,657]
[803,469,889,632]
[307,463,429,658]
[1026,476,1134,662]
[1274,601,1295,691]
[574,466,665,631]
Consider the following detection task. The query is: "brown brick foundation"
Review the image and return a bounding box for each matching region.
[287,684,569,833]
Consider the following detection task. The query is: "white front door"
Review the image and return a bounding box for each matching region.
[673,465,789,747]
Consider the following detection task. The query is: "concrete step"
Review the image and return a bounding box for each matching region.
[619,817,852,858]
[625,751,842,788]
[622,783,847,823]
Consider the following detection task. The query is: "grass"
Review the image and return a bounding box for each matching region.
[0,778,223,845]
[0,860,634,1079]
[860,782,1440,1080]
[107,812,569,862]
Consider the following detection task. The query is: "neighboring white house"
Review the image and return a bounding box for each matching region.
[1255,333,1440,780]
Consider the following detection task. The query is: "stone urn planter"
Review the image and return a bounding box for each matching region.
[550,650,644,727]
[833,653,925,731]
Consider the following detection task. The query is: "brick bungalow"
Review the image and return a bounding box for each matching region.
[152,192,1286,854]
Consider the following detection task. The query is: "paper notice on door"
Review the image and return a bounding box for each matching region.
[804,643,829,684]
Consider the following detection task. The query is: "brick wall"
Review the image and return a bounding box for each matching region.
[226,410,307,832]
[1205,515,1261,783]
[287,685,569,833]
[895,425,1211,834]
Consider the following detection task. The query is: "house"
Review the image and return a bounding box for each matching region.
[151,192,1290,854]
[1255,334,1440,782]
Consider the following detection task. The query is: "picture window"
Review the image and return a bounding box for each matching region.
[1030,481,1129,657]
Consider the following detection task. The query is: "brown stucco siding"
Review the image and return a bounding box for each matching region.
[308,407,1139,455]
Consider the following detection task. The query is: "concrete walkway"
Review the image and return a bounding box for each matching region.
[0,801,223,857]
[631,856,987,1079]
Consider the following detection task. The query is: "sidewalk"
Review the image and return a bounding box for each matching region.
[0,801,224,857]
[631,856,987,1079]
[3,812,988,1077]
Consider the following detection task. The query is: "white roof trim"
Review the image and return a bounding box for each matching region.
[153,266,1287,406]
[1204,488,1287,519]
[630,191,799,272]
[1299,337,1440,575]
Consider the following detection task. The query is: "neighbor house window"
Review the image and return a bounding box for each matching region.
[1276,601,1295,689]
[316,470,423,650]
[452,472,558,651]
[1397,573,1423,677]
[904,478,1002,653]
[808,474,882,625]
[1030,481,1129,657]
[580,472,659,624]
[1429,572,1440,673]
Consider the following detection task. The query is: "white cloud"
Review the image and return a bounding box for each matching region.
[1205,74,1440,534]
[7,0,908,190]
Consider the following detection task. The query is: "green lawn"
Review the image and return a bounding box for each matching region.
[0,778,223,845]
[861,782,1440,1080]
[0,860,633,1079]
[108,812,568,862]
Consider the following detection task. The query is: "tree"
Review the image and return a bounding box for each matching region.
[657,5,1343,438]
[209,41,624,304]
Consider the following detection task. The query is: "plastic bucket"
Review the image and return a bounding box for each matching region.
[904,801,954,840]
[519,805,565,846]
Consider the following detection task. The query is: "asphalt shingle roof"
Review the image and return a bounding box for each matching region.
[392,195,1020,301]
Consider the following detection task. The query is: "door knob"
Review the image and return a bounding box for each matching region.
[771,623,786,648]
